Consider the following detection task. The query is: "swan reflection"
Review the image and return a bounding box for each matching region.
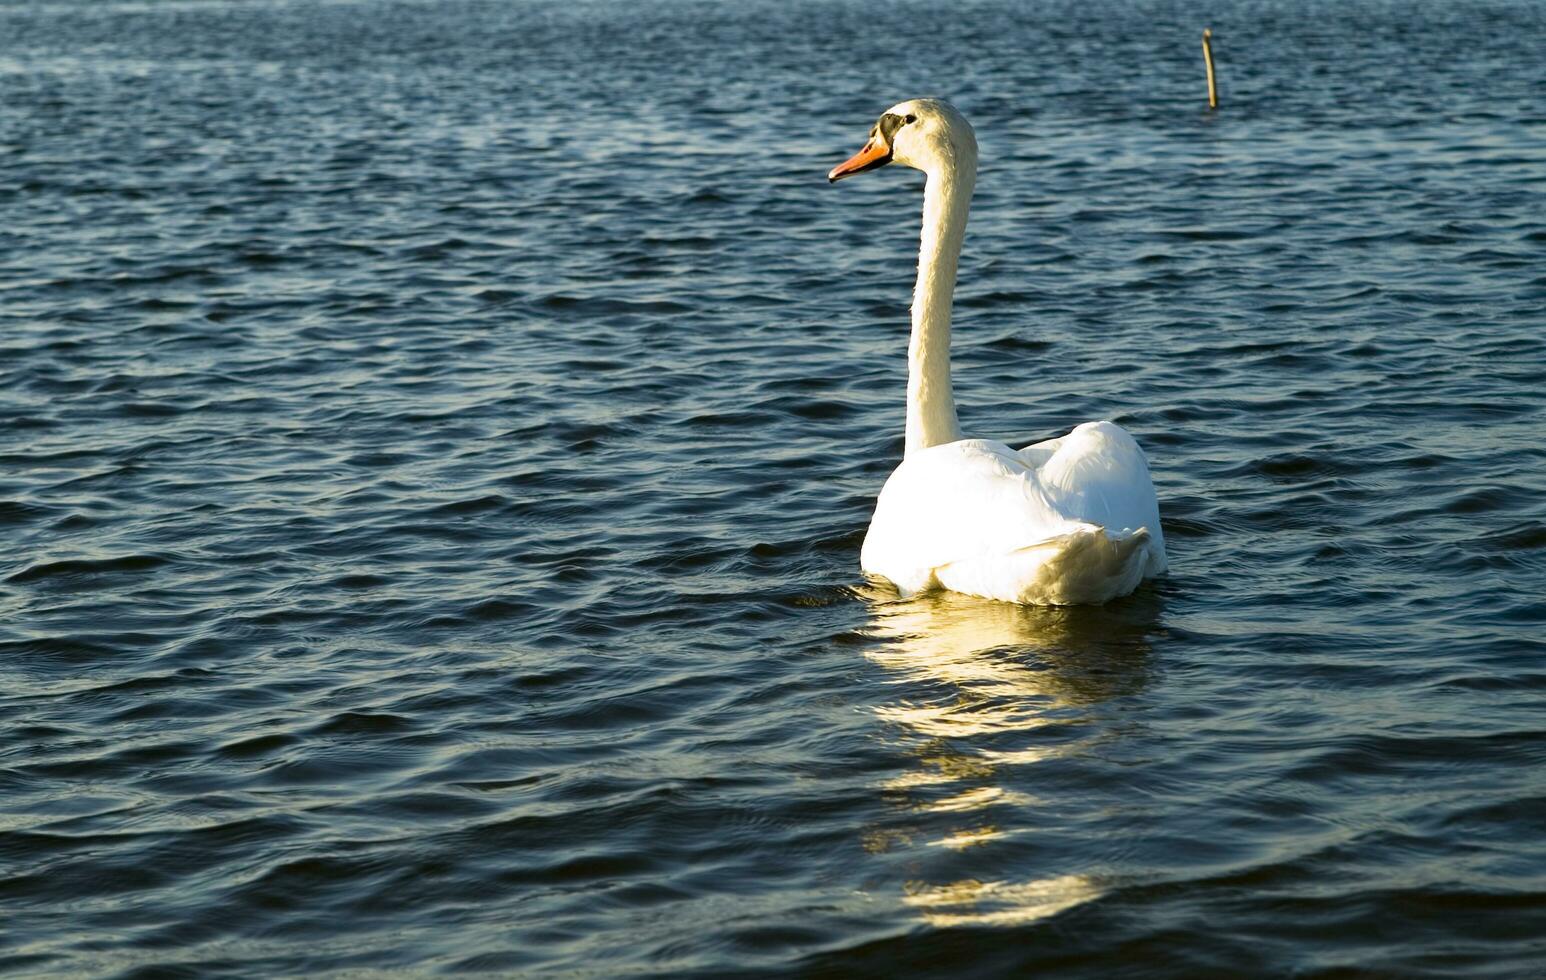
[902,874,1105,928]
[861,587,1162,927]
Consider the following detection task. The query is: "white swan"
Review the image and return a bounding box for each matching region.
[829,98,1166,605]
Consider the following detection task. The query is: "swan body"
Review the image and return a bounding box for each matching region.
[830,99,1166,605]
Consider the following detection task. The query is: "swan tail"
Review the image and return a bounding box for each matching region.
[934,524,1159,606]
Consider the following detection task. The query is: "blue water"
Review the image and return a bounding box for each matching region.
[4,0,1546,975]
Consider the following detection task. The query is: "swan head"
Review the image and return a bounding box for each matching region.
[828,98,977,183]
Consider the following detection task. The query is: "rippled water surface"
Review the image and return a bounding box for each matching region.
[5,0,1546,975]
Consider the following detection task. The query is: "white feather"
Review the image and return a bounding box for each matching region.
[861,424,1165,604]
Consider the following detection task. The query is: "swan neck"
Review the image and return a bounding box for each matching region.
[905,154,974,456]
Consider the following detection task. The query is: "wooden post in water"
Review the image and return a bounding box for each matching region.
[1202,28,1219,109]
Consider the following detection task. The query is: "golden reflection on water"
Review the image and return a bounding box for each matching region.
[861,587,1162,927]
[902,874,1106,928]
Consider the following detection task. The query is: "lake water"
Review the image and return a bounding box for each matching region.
[4,0,1546,975]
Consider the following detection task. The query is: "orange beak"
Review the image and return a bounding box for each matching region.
[828,136,893,183]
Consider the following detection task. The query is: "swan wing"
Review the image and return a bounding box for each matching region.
[860,438,1089,592]
[861,424,1166,603]
[1022,420,1167,567]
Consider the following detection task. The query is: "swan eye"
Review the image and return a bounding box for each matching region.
[905,114,917,124]
[878,112,906,144]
